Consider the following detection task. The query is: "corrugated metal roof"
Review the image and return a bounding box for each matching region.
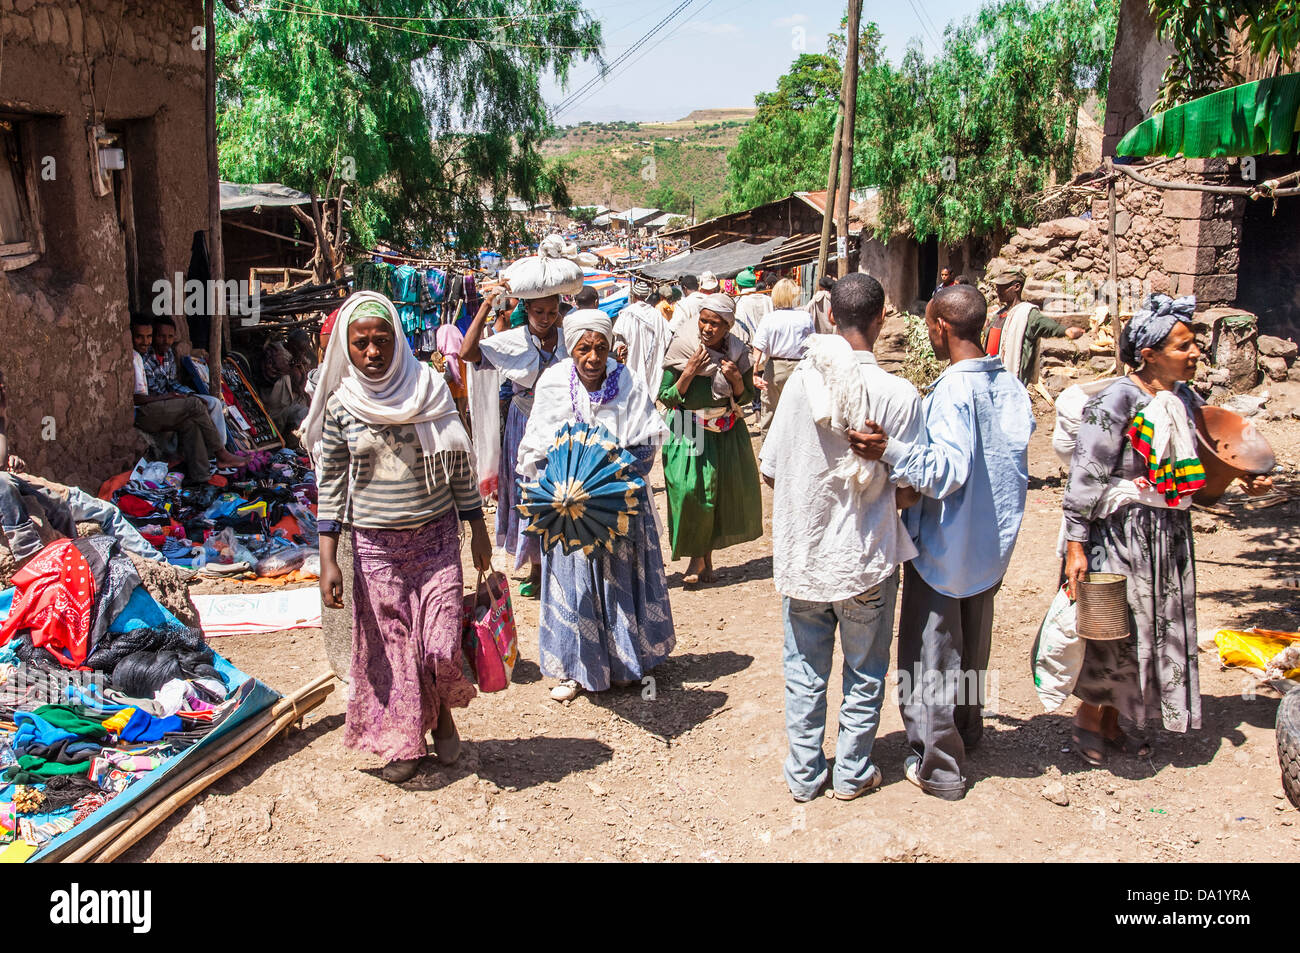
[220,182,314,211]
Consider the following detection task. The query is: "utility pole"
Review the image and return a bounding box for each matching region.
[836,0,862,277]
[816,74,847,277]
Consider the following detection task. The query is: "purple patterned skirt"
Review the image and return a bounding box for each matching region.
[343,512,476,761]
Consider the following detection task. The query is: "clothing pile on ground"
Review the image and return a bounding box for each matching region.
[0,534,248,855]
[101,450,320,580]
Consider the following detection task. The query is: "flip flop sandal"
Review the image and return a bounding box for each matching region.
[1071,727,1107,766]
[1105,731,1152,757]
[518,579,540,598]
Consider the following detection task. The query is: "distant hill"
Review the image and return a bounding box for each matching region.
[543,109,755,220]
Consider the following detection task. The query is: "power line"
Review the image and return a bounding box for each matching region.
[551,0,699,115]
[904,0,943,51]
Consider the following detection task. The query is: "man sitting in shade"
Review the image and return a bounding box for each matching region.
[984,266,1083,385]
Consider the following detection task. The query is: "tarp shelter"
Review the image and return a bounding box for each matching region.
[219,182,314,212]
[590,245,633,265]
[638,237,786,281]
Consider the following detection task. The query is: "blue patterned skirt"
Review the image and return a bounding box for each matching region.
[496,398,542,569]
[537,452,676,691]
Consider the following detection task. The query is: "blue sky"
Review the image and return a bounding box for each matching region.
[542,0,989,123]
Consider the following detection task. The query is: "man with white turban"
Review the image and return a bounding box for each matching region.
[613,278,671,396]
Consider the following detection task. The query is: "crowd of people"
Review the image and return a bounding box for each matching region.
[295,249,1276,802]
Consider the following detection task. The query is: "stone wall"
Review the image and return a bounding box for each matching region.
[0,0,208,488]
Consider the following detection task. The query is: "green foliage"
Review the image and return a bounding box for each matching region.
[725,53,844,210]
[1148,1,1300,110]
[645,185,693,214]
[727,0,1118,244]
[570,205,600,225]
[899,312,945,389]
[216,1,601,255]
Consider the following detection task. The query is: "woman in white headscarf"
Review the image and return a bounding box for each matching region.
[517,310,675,702]
[307,292,492,783]
[658,293,763,586]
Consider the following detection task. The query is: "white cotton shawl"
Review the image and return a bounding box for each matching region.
[299,291,475,489]
[614,301,670,395]
[478,324,568,389]
[800,334,888,500]
[996,301,1035,380]
[515,358,669,481]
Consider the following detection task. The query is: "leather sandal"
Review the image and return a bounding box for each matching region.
[1105,731,1152,757]
[1071,727,1107,766]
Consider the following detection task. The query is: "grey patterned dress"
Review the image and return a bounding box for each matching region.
[1062,377,1203,733]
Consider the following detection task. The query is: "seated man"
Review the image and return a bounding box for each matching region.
[148,316,229,444]
[131,316,245,484]
[0,367,163,567]
[266,356,311,442]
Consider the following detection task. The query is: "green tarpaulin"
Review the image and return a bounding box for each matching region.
[1117,73,1300,158]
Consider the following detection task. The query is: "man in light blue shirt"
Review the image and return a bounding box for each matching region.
[850,284,1034,800]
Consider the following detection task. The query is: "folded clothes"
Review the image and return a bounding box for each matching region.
[12,711,77,751]
[4,753,91,781]
[116,494,158,519]
[118,708,183,743]
[32,705,109,741]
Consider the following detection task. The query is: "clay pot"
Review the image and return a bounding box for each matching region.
[1193,405,1276,503]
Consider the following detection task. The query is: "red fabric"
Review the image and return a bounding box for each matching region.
[115,494,155,518]
[0,540,95,668]
[208,474,228,488]
[985,326,1003,358]
[321,307,340,336]
[271,514,301,538]
[97,470,132,502]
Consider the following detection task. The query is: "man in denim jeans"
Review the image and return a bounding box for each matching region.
[759,274,923,801]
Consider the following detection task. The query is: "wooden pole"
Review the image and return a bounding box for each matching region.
[1107,161,1121,373]
[205,0,226,382]
[836,0,862,278]
[816,82,847,277]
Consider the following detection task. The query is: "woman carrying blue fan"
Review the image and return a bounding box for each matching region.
[516,310,676,702]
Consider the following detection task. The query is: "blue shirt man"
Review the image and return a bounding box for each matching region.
[850,284,1034,801]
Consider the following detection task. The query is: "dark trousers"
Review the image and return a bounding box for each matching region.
[134,396,222,482]
[897,563,1002,800]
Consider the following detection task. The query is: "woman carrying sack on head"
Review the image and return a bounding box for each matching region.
[516,311,675,702]
[462,238,582,599]
[306,292,493,784]
[658,293,764,586]
[1062,295,1269,766]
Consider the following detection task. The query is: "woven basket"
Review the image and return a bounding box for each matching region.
[1076,572,1130,641]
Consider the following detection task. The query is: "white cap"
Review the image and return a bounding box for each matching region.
[699,271,719,291]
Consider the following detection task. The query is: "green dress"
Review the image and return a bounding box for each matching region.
[658,366,764,559]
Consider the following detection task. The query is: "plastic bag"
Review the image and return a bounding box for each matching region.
[501,234,584,299]
[1214,628,1300,679]
[1032,585,1084,711]
[468,362,501,498]
[198,527,256,574]
[1052,377,1117,466]
[129,457,172,486]
[254,544,316,578]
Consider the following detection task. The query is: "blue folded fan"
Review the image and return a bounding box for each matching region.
[516,421,644,556]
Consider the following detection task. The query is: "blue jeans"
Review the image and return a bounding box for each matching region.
[782,570,898,799]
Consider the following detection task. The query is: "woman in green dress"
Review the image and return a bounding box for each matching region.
[659,293,763,586]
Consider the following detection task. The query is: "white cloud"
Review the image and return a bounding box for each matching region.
[771,14,808,28]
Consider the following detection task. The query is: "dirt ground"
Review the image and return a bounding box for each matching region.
[125,384,1300,863]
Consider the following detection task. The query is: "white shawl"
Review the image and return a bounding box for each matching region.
[800,333,888,500]
[478,324,568,390]
[299,291,475,488]
[997,301,1035,380]
[515,358,669,481]
[613,301,670,396]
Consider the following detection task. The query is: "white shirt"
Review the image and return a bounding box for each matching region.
[667,291,706,339]
[734,293,772,346]
[132,351,148,396]
[752,308,814,360]
[759,351,924,602]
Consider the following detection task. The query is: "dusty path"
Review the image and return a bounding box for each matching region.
[125,396,1300,863]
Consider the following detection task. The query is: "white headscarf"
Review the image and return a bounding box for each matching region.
[563,308,614,355]
[299,291,475,488]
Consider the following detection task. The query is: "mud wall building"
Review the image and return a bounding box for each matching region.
[0,0,208,487]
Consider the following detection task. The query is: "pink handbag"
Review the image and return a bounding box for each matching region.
[461,571,518,692]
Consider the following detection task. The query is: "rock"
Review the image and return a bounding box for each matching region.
[1258,335,1298,363]
[1041,781,1070,806]
[1113,210,1132,237]
[1218,393,1268,417]
[1040,337,1082,361]
[1261,355,1289,382]
[1040,217,1090,241]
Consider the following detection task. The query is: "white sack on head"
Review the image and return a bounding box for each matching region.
[503,233,586,299]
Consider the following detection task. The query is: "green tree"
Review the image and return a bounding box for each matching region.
[1147,1,1300,109]
[217,1,602,258]
[725,52,844,209]
[645,185,693,214]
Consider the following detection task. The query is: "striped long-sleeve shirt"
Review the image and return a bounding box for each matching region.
[317,394,482,533]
